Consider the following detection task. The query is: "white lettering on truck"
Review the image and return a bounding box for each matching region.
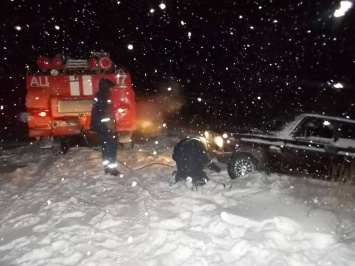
[30,76,49,87]
[116,74,127,88]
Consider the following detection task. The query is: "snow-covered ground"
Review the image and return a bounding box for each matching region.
[0,133,355,266]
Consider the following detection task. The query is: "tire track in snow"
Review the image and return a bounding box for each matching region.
[112,181,153,265]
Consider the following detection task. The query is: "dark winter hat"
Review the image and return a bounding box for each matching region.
[99,78,116,90]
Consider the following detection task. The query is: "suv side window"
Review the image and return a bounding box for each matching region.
[336,122,355,148]
[293,117,335,140]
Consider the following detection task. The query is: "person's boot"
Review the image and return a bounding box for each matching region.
[104,167,120,176]
[109,168,120,176]
[174,171,187,183]
[194,177,208,187]
[193,172,209,187]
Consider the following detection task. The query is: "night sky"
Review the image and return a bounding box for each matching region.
[1,0,354,139]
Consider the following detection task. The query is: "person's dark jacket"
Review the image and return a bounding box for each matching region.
[90,78,116,133]
[173,137,219,173]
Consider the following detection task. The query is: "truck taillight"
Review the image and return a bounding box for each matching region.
[116,107,129,120]
[38,111,47,117]
[32,111,48,117]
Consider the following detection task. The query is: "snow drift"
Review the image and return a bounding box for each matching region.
[0,134,355,266]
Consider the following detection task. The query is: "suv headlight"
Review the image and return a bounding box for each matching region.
[214,136,224,148]
[204,131,211,140]
[204,130,225,149]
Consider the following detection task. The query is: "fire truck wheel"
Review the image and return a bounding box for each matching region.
[119,142,134,150]
[52,136,70,155]
[61,137,70,154]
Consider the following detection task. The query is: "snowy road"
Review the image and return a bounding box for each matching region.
[1,134,355,265]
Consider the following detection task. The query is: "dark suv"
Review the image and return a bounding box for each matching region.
[206,113,355,179]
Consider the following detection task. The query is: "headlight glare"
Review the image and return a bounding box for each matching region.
[199,136,208,148]
[214,136,224,148]
[204,131,210,140]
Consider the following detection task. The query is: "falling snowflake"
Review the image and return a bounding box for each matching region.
[159,3,166,10]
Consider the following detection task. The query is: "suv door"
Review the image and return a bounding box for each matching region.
[283,117,337,177]
[331,121,355,180]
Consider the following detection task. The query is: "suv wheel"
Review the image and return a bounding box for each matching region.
[227,153,258,179]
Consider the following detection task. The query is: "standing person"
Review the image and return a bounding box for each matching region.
[172,137,221,187]
[90,78,119,176]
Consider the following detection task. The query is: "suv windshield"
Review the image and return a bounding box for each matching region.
[259,114,297,132]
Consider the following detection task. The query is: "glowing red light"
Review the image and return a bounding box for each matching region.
[36,56,51,70]
[99,57,112,69]
[38,111,47,117]
[88,57,98,68]
[51,57,63,69]
[32,110,48,117]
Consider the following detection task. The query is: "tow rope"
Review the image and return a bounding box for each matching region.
[81,131,229,190]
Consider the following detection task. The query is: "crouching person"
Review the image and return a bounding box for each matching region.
[90,78,119,176]
[172,137,221,187]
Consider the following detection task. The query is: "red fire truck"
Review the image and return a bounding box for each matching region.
[26,52,136,153]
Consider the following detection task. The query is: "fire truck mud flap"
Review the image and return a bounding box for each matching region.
[37,136,70,155]
[38,137,54,149]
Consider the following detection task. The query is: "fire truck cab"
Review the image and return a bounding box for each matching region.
[26,52,136,153]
